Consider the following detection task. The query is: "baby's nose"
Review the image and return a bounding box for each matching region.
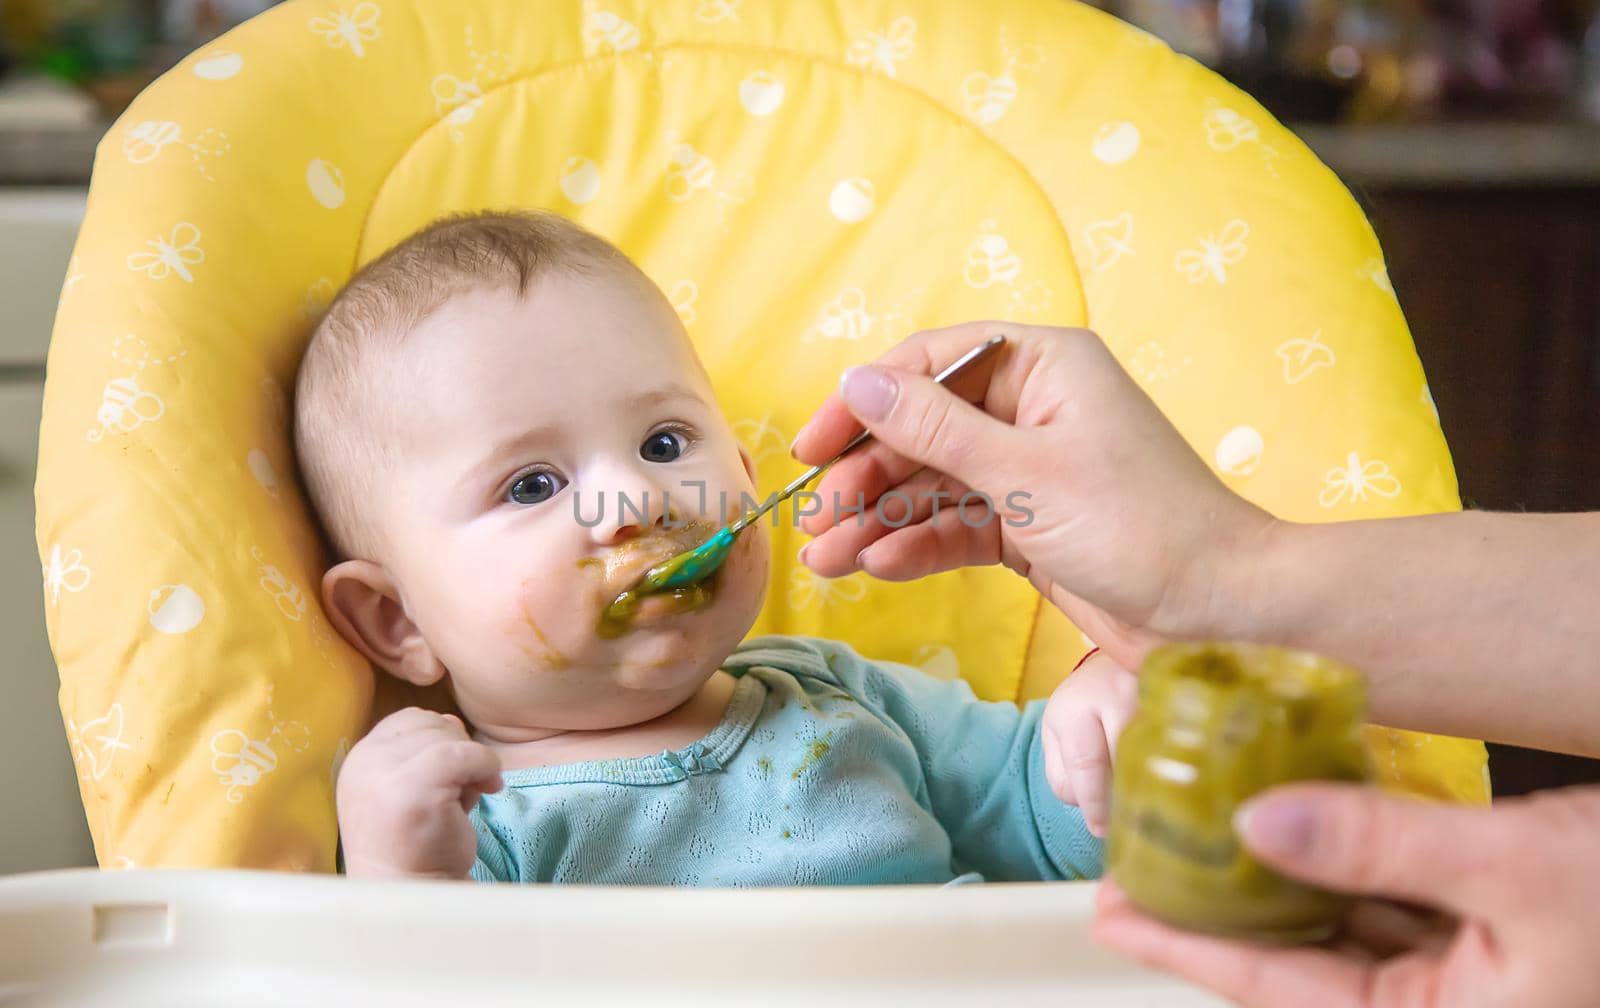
[595,510,678,548]
[587,474,677,546]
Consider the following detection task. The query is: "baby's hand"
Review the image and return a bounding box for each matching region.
[1042,651,1138,838]
[336,707,503,880]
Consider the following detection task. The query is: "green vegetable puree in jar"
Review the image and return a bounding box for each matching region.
[1108,642,1372,944]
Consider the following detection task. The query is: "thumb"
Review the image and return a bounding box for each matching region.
[838,364,1022,495]
[1236,783,1514,916]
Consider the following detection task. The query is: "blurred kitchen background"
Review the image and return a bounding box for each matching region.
[0,1,1596,875]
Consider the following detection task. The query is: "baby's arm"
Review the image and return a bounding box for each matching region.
[1040,651,1138,838]
[790,637,1101,880]
[336,707,503,879]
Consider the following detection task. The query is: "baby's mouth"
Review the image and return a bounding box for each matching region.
[587,521,718,599]
[583,522,723,638]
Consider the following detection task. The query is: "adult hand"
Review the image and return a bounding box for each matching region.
[792,322,1272,667]
[1094,783,1600,1007]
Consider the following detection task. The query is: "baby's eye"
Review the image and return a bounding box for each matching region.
[507,470,565,506]
[640,429,687,464]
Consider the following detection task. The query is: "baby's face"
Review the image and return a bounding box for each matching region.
[372,270,769,735]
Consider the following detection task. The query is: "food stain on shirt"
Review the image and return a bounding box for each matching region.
[791,731,834,780]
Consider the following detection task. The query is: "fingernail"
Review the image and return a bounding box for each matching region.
[839,366,897,422]
[1236,796,1316,858]
[788,421,812,458]
[797,543,811,567]
[854,546,873,572]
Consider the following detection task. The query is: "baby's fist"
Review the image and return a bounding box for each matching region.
[1042,651,1138,838]
[336,707,503,879]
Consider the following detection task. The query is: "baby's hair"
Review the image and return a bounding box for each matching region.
[294,210,645,560]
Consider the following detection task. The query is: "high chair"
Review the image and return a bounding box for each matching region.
[10,0,1486,1000]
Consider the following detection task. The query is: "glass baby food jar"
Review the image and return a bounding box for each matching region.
[1108,642,1372,944]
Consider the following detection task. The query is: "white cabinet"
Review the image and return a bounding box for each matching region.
[0,188,95,873]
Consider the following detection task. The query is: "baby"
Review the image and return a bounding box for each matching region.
[296,210,1135,884]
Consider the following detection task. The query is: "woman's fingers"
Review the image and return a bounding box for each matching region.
[798,468,966,575]
[791,321,1021,464]
[1093,886,1376,1008]
[1235,784,1522,917]
[1342,900,1456,959]
[800,475,1004,581]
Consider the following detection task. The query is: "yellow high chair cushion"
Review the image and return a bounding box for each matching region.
[38,0,1488,871]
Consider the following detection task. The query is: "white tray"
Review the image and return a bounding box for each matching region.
[0,871,1227,1006]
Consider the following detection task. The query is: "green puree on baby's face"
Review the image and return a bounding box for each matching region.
[583,522,721,639]
[597,582,712,639]
[1107,642,1372,945]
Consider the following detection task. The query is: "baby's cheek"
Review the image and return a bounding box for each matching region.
[506,576,579,671]
[723,524,771,609]
[745,523,773,578]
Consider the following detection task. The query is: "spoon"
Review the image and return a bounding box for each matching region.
[627,333,1007,596]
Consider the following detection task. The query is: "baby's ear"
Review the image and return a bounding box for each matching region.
[322,561,447,687]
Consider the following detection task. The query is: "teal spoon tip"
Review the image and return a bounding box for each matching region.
[641,525,738,592]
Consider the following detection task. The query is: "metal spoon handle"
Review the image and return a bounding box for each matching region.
[728,334,1005,534]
